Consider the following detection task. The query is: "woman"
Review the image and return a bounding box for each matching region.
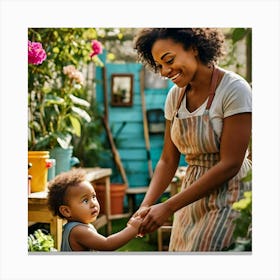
[133,28,252,251]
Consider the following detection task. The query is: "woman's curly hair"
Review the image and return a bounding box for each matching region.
[47,168,87,219]
[134,28,226,72]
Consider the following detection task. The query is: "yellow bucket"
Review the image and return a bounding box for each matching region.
[28,151,50,193]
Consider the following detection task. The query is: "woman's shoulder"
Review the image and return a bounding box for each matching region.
[214,67,252,116]
[167,84,181,95]
[219,68,251,91]
[166,84,183,104]
[165,85,183,120]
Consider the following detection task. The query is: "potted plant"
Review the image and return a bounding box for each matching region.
[28,229,56,252]
[28,29,104,178]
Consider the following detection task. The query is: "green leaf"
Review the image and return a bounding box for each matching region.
[232,28,247,43]
[44,95,64,105]
[242,169,252,182]
[69,116,81,137]
[28,229,55,252]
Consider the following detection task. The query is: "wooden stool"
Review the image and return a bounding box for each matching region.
[157,224,172,251]
[126,186,149,213]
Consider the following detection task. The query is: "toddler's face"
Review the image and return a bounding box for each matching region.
[64,181,100,224]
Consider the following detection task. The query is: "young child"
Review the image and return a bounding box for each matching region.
[47,168,142,251]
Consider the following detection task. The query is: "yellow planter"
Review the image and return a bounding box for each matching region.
[28,151,50,193]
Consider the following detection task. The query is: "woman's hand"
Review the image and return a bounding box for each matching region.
[138,202,173,235]
[132,206,151,219]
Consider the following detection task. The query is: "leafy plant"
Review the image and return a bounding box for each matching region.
[72,99,110,167]
[28,229,56,252]
[229,169,252,251]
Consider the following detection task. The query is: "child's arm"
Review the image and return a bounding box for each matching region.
[70,217,142,251]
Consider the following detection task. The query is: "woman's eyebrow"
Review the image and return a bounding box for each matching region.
[160,52,171,60]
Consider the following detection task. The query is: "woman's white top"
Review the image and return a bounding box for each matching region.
[164,69,252,140]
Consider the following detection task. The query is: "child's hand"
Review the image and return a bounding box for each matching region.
[127,216,142,231]
[133,206,150,218]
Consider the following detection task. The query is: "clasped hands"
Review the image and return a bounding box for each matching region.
[127,202,173,237]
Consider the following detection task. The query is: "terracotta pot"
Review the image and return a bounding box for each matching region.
[94,183,126,215]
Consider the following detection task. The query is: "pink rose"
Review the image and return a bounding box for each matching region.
[63,65,84,84]
[90,40,103,58]
[28,40,47,65]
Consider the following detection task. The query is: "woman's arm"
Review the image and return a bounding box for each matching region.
[70,217,142,251]
[138,120,181,209]
[139,112,252,234]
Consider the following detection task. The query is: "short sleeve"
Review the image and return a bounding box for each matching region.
[164,85,180,120]
[222,78,252,118]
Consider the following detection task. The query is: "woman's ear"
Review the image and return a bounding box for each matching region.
[59,205,71,218]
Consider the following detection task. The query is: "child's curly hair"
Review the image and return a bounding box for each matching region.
[134,28,226,72]
[47,168,87,219]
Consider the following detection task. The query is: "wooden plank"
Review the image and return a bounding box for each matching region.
[122,160,151,171]
[110,121,143,134]
[102,117,129,186]
[83,168,112,181]
[126,174,150,187]
[126,186,149,194]
[109,107,143,122]
[118,149,148,160]
[140,68,153,179]
[117,138,146,149]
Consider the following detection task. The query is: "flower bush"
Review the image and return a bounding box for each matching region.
[28,28,104,151]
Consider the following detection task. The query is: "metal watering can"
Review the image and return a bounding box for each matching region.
[50,147,80,176]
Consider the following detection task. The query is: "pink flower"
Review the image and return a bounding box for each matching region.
[28,40,47,65]
[63,65,84,84]
[90,40,103,58]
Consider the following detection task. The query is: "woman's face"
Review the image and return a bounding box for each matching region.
[63,181,100,224]
[151,38,199,88]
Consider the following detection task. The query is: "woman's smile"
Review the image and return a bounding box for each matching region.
[169,72,182,82]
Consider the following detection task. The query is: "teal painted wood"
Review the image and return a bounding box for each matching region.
[95,62,186,194]
[109,106,143,122]
[118,149,147,160]
[126,174,150,187]
[110,121,143,134]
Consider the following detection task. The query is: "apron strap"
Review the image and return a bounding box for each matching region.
[206,67,220,110]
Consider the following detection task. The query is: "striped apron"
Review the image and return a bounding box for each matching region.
[168,68,252,251]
